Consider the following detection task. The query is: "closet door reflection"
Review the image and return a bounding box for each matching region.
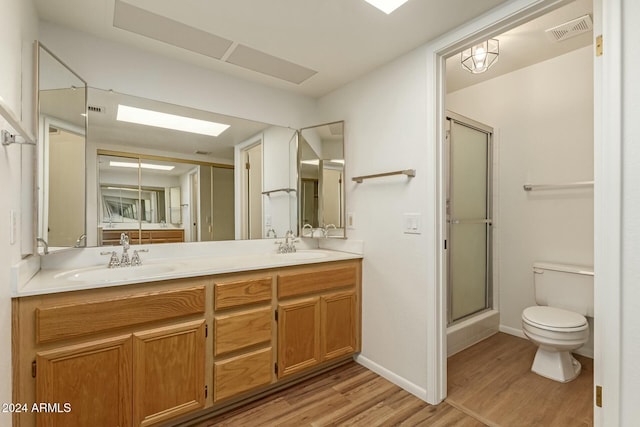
[447,116,493,324]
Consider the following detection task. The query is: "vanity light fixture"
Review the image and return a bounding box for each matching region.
[364,0,409,14]
[109,160,175,171]
[461,39,499,74]
[116,104,230,137]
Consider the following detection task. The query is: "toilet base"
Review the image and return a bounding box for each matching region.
[531,347,582,383]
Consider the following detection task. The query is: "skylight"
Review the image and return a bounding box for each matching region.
[116,104,230,137]
[109,161,175,171]
[364,0,410,14]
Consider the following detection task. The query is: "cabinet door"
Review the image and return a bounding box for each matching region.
[133,320,206,427]
[321,290,357,361]
[36,335,132,427]
[277,297,320,378]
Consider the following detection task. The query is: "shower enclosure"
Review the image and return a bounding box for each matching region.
[446,112,493,325]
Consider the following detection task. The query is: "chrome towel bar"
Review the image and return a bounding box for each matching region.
[352,169,416,183]
[523,181,593,191]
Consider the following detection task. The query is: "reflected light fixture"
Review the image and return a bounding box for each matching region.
[109,161,175,171]
[364,0,409,14]
[461,39,499,74]
[116,104,230,137]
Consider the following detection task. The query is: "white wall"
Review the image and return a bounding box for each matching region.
[0,0,38,422]
[620,0,640,421]
[315,46,432,398]
[447,46,594,354]
[39,22,315,130]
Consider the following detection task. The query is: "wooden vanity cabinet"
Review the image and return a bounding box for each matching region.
[13,259,361,427]
[13,280,209,427]
[277,262,361,379]
[213,276,275,402]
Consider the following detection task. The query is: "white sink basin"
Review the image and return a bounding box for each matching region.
[272,250,330,260]
[54,263,177,282]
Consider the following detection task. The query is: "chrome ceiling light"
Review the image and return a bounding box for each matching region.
[461,39,499,74]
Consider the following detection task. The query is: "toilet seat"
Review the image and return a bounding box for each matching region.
[522,306,587,332]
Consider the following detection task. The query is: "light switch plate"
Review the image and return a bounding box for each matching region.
[403,213,421,234]
[347,212,355,229]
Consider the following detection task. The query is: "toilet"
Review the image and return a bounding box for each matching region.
[521,262,594,383]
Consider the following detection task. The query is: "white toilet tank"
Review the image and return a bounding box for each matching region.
[533,262,594,317]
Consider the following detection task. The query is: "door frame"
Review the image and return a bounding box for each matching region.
[427,0,620,425]
[234,137,263,240]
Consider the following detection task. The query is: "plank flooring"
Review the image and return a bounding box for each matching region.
[186,332,592,426]
[447,332,593,427]
[194,362,484,426]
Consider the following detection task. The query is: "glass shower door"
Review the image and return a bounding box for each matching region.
[447,115,492,324]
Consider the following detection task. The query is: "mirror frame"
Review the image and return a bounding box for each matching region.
[298,120,346,239]
[35,41,88,254]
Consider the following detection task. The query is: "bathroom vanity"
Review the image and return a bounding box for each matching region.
[12,250,361,427]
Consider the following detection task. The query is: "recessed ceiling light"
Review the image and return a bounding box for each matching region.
[116,104,230,137]
[364,0,410,14]
[109,160,175,171]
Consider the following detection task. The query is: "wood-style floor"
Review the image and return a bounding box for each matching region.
[190,332,592,427]
[195,362,483,426]
[447,332,593,427]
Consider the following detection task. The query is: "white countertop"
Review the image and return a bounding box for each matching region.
[13,241,363,297]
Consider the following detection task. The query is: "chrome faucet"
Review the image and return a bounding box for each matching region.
[119,233,131,267]
[323,224,337,237]
[74,233,87,247]
[302,223,313,237]
[266,228,277,238]
[275,230,299,253]
[36,238,49,255]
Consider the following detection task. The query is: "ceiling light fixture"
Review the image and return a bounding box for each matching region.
[116,104,230,137]
[109,161,175,171]
[364,0,409,14]
[461,39,499,74]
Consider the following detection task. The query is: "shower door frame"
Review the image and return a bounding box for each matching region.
[445,112,494,325]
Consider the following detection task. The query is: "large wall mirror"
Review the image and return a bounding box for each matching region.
[36,44,345,252]
[37,42,87,254]
[86,88,298,247]
[299,122,345,238]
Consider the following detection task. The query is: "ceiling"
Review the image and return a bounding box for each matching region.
[34,0,510,98]
[446,0,593,93]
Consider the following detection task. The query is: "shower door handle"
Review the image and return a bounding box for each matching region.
[449,218,493,225]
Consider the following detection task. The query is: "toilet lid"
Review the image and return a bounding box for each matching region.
[522,306,587,329]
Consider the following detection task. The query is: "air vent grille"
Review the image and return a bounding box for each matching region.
[88,105,105,114]
[545,15,593,43]
[195,150,212,155]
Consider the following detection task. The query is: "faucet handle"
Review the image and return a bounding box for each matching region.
[101,251,120,268]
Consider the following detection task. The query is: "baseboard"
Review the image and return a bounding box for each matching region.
[499,324,594,359]
[354,354,428,402]
[499,324,526,339]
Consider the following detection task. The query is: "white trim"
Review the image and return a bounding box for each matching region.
[354,354,428,401]
[594,0,622,425]
[234,134,263,240]
[499,324,526,339]
[426,0,593,407]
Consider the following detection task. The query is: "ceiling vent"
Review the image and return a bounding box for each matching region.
[545,15,593,43]
[88,105,106,114]
[194,150,212,155]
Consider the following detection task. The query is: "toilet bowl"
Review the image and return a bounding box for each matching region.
[522,306,588,382]
[521,262,593,383]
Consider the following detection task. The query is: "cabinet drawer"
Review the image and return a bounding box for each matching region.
[278,265,356,299]
[214,277,272,310]
[214,347,272,402]
[36,286,206,343]
[214,307,271,356]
